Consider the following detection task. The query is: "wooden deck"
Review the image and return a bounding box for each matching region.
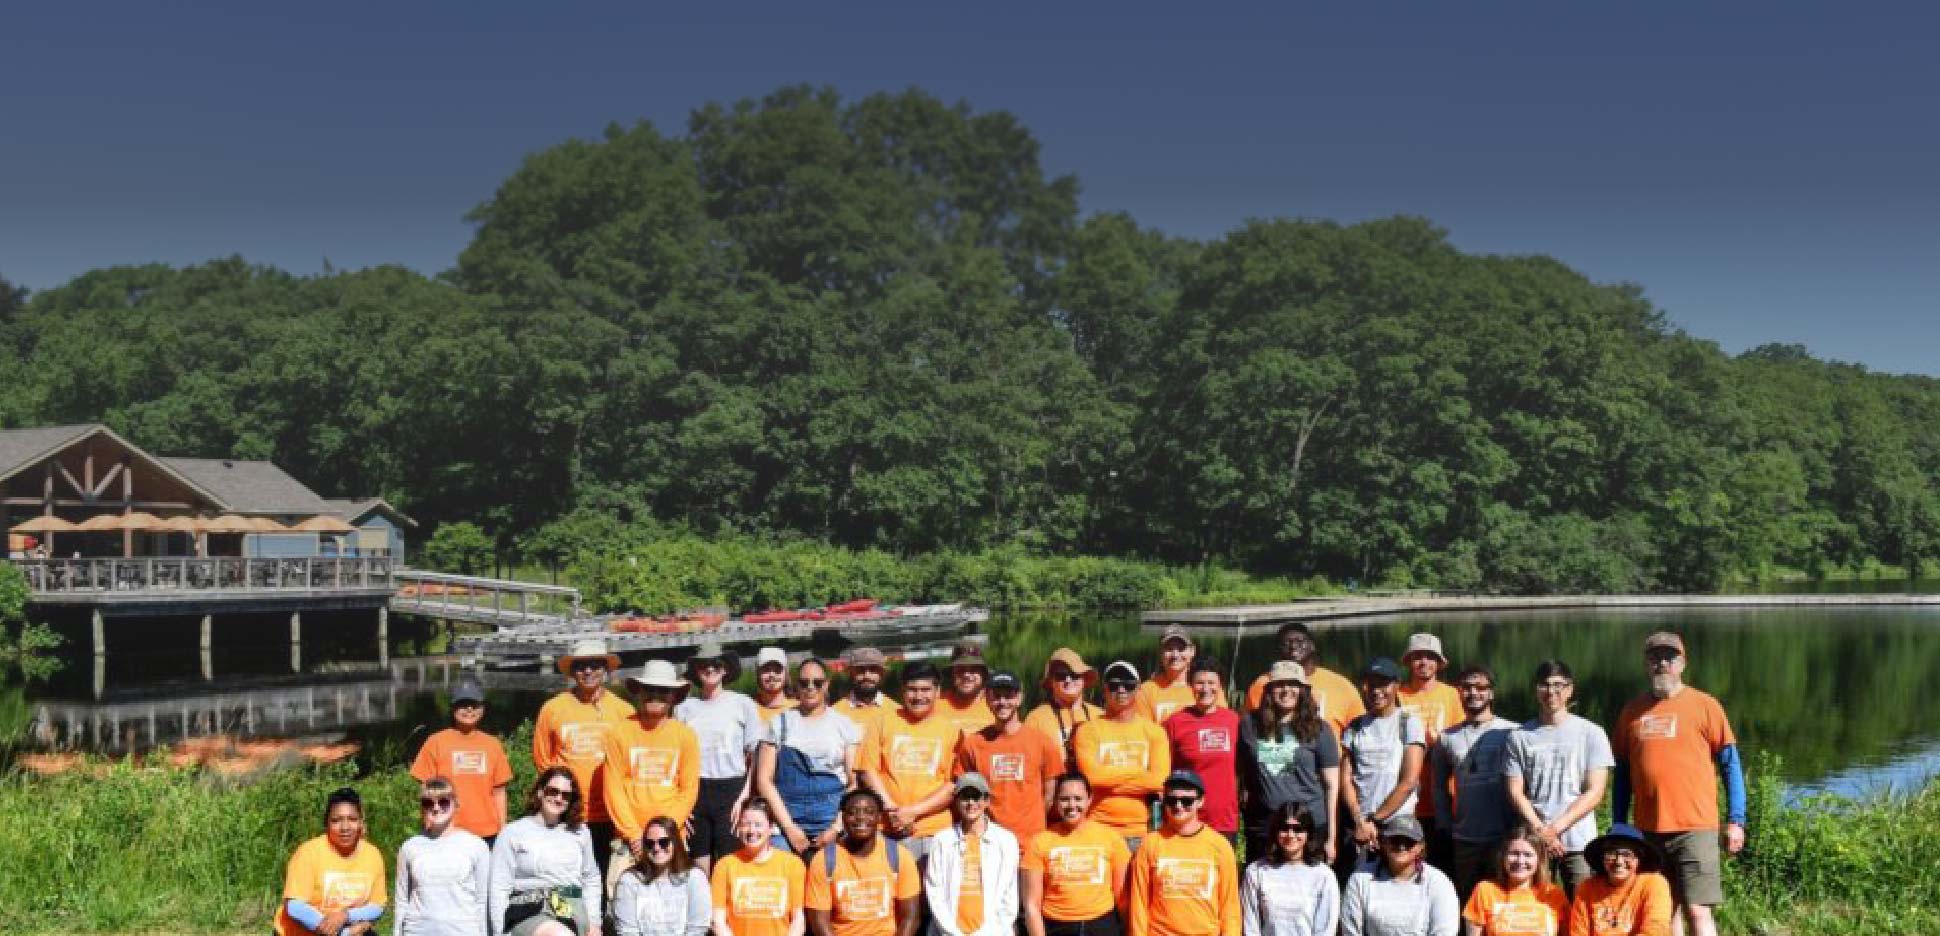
[453,608,989,665]
[1145,592,1940,629]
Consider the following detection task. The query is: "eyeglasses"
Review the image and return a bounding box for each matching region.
[799,678,828,689]
[1161,795,1200,808]
[540,786,577,801]
[1535,681,1573,692]
[419,797,453,811]
[643,837,675,852]
[1603,849,1640,862]
[1050,672,1085,684]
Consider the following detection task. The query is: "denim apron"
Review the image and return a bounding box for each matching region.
[771,711,846,843]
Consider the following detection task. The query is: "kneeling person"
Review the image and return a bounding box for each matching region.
[1126,771,1240,936]
[807,790,921,936]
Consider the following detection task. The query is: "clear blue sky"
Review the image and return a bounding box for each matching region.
[4,2,1936,374]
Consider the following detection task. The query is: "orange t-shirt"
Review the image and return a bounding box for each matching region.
[860,708,964,837]
[1465,880,1569,936]
[1399,680,1463,818]
[804,839,921,936]
[410,727,514,838]
[1135,673,1208,725]
[1024,820,1133,922]
[1025,701,1104,757]
[1245,666,1366,738]
[834,697,902,750]
[956,832,986,932]
[1124,826,1239,936]
[756,694,800,725]
[600,715,702,843]
[1613,687,1737,831]
[1566,873,1672,936]
[532,689,636,823]
[940,694,996,734]
[714,849,807,936]
[274,836,386,936]
[1071,716,1170,839]
[957,724,1063,839]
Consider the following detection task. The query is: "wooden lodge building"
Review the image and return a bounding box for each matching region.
[0,424,419,695]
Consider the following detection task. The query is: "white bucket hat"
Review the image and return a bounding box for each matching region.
[1402,633,1447,667]
[624,659,690,699]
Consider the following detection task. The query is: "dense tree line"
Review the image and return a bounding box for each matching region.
[3,85,1937,593]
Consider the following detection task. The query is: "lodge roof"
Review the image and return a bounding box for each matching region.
[322,497,419,529]
[159,457,336,516]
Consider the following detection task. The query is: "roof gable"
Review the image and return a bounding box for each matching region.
[0,424,231,506]
[160,457,335,514]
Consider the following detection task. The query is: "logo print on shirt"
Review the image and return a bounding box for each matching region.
[628,746,680,786]
[989,753,1027,782]
[1492,902,1554,935]
[1402,703,1445,734]
[1047,846,1107,885]
[732,876,789,918]
[1155,858,1215,899]
[834,877,892,920]
[559,723,609,760]
[1155,701,1182,722]
[319,871,374,909]
[1096,740,1149,769]
[889,735,944,776]
[1637,714,1679,741]
[451,750,488,775]
[1196,728,1232,753]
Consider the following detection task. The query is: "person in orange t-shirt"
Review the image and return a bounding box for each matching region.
[714,800,809,936]
[1136,626,1208,725]
[940,640,997,734]
[805,789,921,936]
[275,787,386,936]
[1243,623,1365,738]
[602,660,703,864]
[1466,826,1570,936]
[859,662,964,853]
[1397,632,1464,866]
[1022,773,1133,936]
[410,680,514,841]
[1124,771,1239,936]
[1072,661,1170,849]
[1025,649,1104,766]
[1567,825,1673,936]
[957,670,1062,840]
[532,640,635,861]
[1611,632,1744,936]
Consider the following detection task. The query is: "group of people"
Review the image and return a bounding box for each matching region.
[278,622,1747,936]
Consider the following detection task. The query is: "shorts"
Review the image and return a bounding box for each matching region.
[1648,829,1724,907]
[1045,910,1123,936]
[896,833,934,862]
[505,894,589,936]
[690,777,745,861]
[1553,852,1593,896]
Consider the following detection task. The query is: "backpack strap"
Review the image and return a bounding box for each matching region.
[823,841,838,877]
[825,839,901,875]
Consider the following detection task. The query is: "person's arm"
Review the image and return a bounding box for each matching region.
[391,843,413,936]
[737,700,764,818]
[905,779,958,828]
[805,908,833,936]
[1566,886,1593,936]
[1218,850,1240,936]
[924,833,964,936]
[286,899,328,932]
[1123,850,1151,936]
[675,729,703,826]
[1554,767,1609,839]
[610,876,641,936]
[1431,739,1456,831]
[488,832,513,936]
[893,897,921,936]
[712,869,736,936]
[1021,869,1048,936]
[713,907,735,936]
[1718,744,1748,852]
[1371,744,1425,821]
[1314,873,1340,936]
[1239,866,1261,936]
[1428,871,1460,936]
[684,874,712,936]
[1321,765,1342,862]
[532,706,559,769]
[756,742,808,850]
[787,905,805,936]
[471,840,493,936]
[994,835,1022,930]
[1640,875,1674,936]
[580,826,605,925]
[1338,875,1366,936]
[1464,922,1484,936]
[602,732,643,850]
[893,847,923,936]
[1339,748,1367,842]
[1135,725,1171,797]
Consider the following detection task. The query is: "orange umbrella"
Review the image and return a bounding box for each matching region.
[247,517,289,533]
[117,511,170,531]
[291,515,358,533]
[75,513,128,532]
[10,516,75,534]
[200,514,258,534]
[158,515,202,534]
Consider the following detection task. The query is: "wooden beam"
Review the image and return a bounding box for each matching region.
[42,463,53,515]
[56,463,88,498]
[91,464,123,497]
[83,452,94,493]
[2,497,194,509]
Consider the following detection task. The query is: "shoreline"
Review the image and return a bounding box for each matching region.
[1144,591,1940,628]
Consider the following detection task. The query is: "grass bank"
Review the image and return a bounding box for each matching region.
[0,741,1929,934]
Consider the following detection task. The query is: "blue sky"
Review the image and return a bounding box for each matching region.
[4,2,1936,374]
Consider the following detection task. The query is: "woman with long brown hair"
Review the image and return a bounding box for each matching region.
[489,767,603,936]
[1238,661,1341,865]
[612,816,711,936]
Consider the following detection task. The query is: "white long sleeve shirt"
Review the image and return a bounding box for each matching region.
[1240,860,1339,936]
[394,829,491,936]
[487,816,603,935]
[921,822,1020,936]
[1339,861,1458,936]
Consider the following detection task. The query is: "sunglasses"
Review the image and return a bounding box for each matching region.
[540,786,578,801]
[956,790,987,802]
[419,797,453,811]
[1380,836,1421,849]
[1105,681,1138,692]
[1646,648,1682,663]
[643,837,675,852]
[452,700,484,709]
[1162,795,1200,808]
[799,678,829,689]
[1050,672,1086,683]
[1278,825,1311,835]
[570,661,606,672]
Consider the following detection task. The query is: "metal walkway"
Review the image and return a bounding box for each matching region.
[390,569,583,628]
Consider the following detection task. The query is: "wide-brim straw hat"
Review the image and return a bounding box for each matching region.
[687,642,741,682]
[556,639,622,675]
[624,659,691,701]
[1041,647,1097,686]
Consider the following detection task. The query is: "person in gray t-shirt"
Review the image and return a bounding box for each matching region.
[1341,657,1426,859]
[1429,664,1519,903]
[1502,659,1613,894]
[673,646,764,869]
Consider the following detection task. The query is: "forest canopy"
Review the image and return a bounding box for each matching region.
[4,84,1937,593]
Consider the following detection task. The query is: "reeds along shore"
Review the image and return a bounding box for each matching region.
[0,738,1933,935]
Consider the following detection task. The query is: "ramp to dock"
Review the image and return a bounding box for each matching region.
[1145,593,1940,630]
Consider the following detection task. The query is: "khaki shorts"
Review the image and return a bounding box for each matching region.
[1648,830,1724,907]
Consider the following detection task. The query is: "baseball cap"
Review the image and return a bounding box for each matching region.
[845,646,887,669]
[1643,632,1685,655]
[1103,661,1140,684]
[755,647,788,670]
[1362,657,1405,683]
[1266,660,1309,686]
[987,670,1023,693]
[1160,624,1194,647]
[955,773,992,796]
[450,681,485,705]
[1379,815,1425,842]
[1162,769,1206,794]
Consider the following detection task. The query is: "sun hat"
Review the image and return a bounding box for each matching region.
[624,659,690,699]
[555,639,622,675]
[1584,823,1664,873]
[687,642,742,682]
[949,639,989,672]
[1266,660,1309,687]
[1041,648,1096,686]
[1401,633,1447,666]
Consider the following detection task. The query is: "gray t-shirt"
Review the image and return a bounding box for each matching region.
[1239,717,1341,828]
[1342,710,1426,819]
[764,708,862,781]
[1430,717,1518,844]
[488,816,602,932]
[394,829,491,936]
[611,870,712,936]
[676,690,765,779]
[1340,863,1459,936]
[1502,714,1615,852]
[1241,860,1340,936]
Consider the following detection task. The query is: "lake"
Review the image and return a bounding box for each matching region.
[16,596,1940,799]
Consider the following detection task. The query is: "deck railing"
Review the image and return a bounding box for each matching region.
[11,557,396,594]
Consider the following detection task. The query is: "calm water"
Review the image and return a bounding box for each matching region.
[18,595,1940,799]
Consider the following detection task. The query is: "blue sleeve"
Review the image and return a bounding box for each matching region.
[286,899,325,930]
[1611,757,1630,825]
[1718,744,1747,825]
[346,904,385,924]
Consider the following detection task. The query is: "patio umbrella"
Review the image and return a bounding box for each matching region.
[10,516,75,534]
[158,515,202,534]
[75,513,129,532]
[247,517,290,533]
[200,514,259,534]
[291,515,358,533]
[118,511,170,531]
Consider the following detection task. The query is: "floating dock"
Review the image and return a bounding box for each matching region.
[1144,592,1940,630]
[454,607,989,666]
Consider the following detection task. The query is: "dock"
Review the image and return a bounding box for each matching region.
[1145,592,1940,630]
[452,607,990,666]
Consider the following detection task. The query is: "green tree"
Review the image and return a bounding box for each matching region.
[419,522,494,575]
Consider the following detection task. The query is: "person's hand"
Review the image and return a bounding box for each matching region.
[1724,823,1746,855]
[1324,838,1337,863]
[1354,818,1378,848]
[316,909,349,936]
[785,823,811,853]
[1540,825,1565,859]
